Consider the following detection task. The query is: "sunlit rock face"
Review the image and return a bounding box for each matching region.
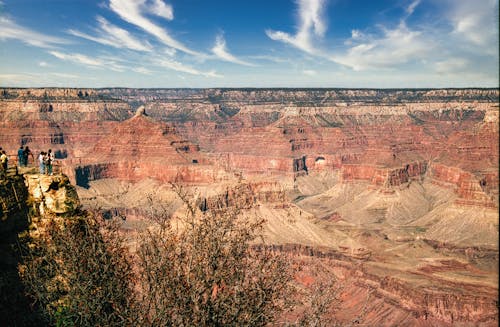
[24,173,80,215]
[1,88,497,199]
[1,88,498,325]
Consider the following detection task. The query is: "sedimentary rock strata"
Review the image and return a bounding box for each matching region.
[0,87,498,325]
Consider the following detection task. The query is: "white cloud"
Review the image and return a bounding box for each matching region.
[406,0,420,15]
[434,58,468,73]
[39,61,49,67]
[303,69,317,76]
[0,73,37,84]
[351,29,362,40]
[265,0,473,75]
[248,55,290,64]
[163,47,177,56]
[68,16,152,52]
[49,51,105,67]
[447,0,498,51]
[132,66,153,75]
[50,72,79,79]
[147,0,173,20]
[0,17,68,48]
[332,22,430,71]
[0,72,82,86]
[109,0,200,56]
[48,50,126,71]
[330,0,433,71]
[211,34,255,66]
[266,0,328,54]
[154,58,221,77]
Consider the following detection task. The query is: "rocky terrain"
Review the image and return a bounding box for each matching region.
[0,87,498,325]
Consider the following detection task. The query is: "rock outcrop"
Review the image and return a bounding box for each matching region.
[24,173,80,215]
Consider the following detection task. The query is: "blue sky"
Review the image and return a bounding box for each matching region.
[0,0,498,88]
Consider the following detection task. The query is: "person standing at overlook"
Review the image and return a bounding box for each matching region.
[0,148,4,178]
[17,146,24,167]
[23,146,34,166]
[1,150,8,171]
[38,151,46,174]
[46,149,54,175]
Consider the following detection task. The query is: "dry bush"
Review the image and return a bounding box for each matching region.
[277,259,344,327]
[19,183,348,326]
[288,261,372,327]
[20,210,138,326]
[135,185,293,326]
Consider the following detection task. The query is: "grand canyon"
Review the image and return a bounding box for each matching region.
[0,87,498,325]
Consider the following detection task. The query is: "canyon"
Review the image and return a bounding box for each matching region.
[0,87,498,325]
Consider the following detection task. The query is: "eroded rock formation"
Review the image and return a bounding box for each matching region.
[0,87,498,325]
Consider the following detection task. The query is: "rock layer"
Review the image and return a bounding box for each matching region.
[0,88,498,325]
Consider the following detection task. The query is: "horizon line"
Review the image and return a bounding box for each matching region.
[1,86,499,91]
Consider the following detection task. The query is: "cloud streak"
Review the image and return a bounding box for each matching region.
[332,22,430,71]
[266,0,328,54]
[154,57,221,77]
[48,50,126,72]
[211,34,255,66]
[330,0,432,71]
[68,16,152,52]
[109,0,200,56]
[0,17,68,48]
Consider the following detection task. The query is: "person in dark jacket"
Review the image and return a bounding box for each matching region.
[18,146,24,166]
[23,146,33,166]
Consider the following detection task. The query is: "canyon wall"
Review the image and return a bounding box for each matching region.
[1,88,498,325]
[1,88,497,205]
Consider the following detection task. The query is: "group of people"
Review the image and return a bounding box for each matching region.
[38,149,55,175]
[17,146,34,167]
[0,145,56,176]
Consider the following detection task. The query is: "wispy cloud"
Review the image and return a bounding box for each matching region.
[0,72,82,86]
[266,0,328,54]
[48,50,126,72]
[154,57,221,77]
[332,22,430,71]
[405,0,420,16]
[249,55,290,64]
[447,0,498,52]
[0,73,38,84]
[49,50,105,67]
[132,66,153,75]
[211,34,255,66]
[109,0,200,56]
[434,58,468,73]
[39,61,49,67]
[147,0,173,20]
[331,0,431,71]
[68,16,152,52]
[50,72,80,79]
[0,17,68,48]
[303,69,317,76]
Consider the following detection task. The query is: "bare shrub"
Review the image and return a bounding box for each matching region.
[19,183,347,326]
[20,210,138,326]
[135,185,293,326]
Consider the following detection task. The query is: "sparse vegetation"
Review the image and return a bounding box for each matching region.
[19,211,138,326]
[19,184,341,326]
[135,185,293,326]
